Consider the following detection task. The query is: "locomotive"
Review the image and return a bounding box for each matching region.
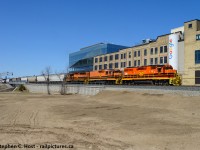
[66,64,181,86]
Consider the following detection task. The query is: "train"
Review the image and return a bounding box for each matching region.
[66,64,181,86]
[5,64,181,86]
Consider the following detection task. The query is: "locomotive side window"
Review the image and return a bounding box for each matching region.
[165,66,173,70]
[157,67,162,72]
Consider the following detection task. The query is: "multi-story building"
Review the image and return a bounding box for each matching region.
[93,19,200,85]
[94,32,184,73]
[69,43,128,72]
[183,19,200,85]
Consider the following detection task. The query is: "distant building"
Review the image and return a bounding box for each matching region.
[69,43,129,72]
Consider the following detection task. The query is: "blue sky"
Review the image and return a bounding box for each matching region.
[0,0,199,77]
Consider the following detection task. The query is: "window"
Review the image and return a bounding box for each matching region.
[95,58,98,63]
[99,65,102,70]
[109,63,113,69]
[134,60,137,66]
[115,62,118,68]
[164,56,167,63]
[195,50,200,64]
[138,50,140,57]
[129,52,131,58]
[150,48,153,55]
[124,62,126,67]
[144,49,147,56]
[155,47,158,54]
[138,60,140,66]
[150,58,153,65]
[155,57,158,65]
[160,57,163,64]
[94,65,98,70]
[99,57,102,62]
[134,51,137,57]
[160,46,163,53]
[115,54,119,60]
[129,61,131,67]
[110,55,113,61]
[104,64,107,69]
[124,53,126,59]
[144,59,147,66]
[121,62,123,68]
[104,56,107,61]
[195,71,200,84]
[121,54,123,59]
[188,23,192,28]
[164,46,167,53]
[196,34,200,40]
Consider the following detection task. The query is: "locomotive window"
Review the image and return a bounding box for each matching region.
[157,68,161,72]
[165,67,172,70]
[137,67,146,70]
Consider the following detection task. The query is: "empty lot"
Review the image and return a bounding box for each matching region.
[0,91,200,150]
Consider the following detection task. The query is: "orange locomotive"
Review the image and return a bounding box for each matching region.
[66,64,181,85]
[122,64,181,85]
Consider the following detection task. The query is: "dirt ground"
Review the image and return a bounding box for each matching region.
[0,91,200,150]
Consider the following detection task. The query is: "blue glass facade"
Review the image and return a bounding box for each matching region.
[69,43,128,72]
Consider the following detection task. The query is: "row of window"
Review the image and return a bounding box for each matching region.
[94,56,168,70]
[95,46,168,63]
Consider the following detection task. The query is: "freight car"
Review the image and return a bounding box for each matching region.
[7,74,65,84]
[66,64,181,86]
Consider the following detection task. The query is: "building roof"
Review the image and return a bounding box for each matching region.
[184,19,200,23]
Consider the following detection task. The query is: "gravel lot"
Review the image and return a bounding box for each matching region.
[0,91,200,150]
